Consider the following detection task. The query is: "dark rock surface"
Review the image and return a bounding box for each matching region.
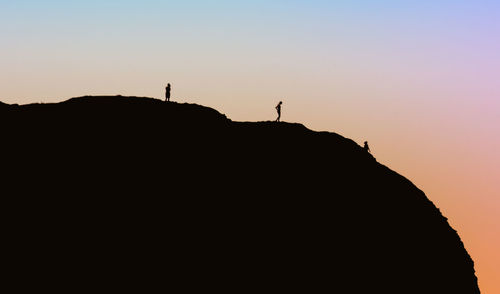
[1,96,480,293]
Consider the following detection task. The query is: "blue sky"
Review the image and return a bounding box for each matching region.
[1,1,500,293]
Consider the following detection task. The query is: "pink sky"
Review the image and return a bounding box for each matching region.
[1,1,499,292]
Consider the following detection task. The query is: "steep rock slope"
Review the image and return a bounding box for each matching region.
[1,96,480,293]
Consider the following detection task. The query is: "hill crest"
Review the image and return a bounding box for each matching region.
[1,95,480,293]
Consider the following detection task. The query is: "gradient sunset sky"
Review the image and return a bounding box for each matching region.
[2,1,499,292]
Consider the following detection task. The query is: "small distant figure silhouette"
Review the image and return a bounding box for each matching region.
[364,141,371,153]
[165,84,171,102]
[275,101,283,122]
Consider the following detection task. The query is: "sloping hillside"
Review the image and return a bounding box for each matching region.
[1,96,480,293]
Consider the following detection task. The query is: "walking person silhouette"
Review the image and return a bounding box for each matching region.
[165,83,171,102]
[364,141,371,153]
[275,101,283,122]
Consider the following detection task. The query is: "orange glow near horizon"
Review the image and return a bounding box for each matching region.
[1,1,499,292]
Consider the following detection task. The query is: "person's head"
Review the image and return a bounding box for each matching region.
[168,83,171,87]
[364,141,368,145]
[279,101,282,105]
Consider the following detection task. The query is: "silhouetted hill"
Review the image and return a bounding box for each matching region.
[1,96,480,293]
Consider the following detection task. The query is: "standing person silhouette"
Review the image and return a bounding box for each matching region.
[165,83,171,102]
[275,101,283,122]
[364,141,371,153]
